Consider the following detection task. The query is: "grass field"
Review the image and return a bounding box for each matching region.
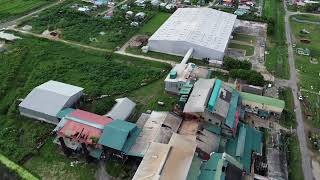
[290,14,320,126]
[0,33,172,179]
[138,12,171,35]
[285,134,304,180]
[228,42,255,56]
[279,87,296,128]
[232,33,256,44]
[264,0,289,79]
[19,0,156,49]
[0,0,53,22]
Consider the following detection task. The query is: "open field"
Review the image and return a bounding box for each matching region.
[138,12,171,35]
[290,14,320,126]
[0,0,54,23]
[263,0,289,79]
[19,0,156,49]
[228,42,255,56]
[0,33,172,178]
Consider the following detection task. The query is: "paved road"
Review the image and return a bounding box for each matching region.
[283,1,314,180]
[0,0,64,29]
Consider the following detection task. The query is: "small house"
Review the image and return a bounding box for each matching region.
[296,47,310,56]
[105,97,136,121]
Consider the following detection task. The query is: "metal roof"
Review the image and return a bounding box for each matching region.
[149,8,237,53]
[128,111,182,156]
[240,92,285,109]
[98,119,140,153]
[183,79,215,113]
[208,79,222,112]
[19,81,83,118]
[105,97,136,121]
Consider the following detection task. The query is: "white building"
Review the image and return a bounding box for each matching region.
[164,63,210,94]
[19,80,83,124]
[148,8,237,61]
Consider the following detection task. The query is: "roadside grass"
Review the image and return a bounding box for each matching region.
[264,0,289,79]
[279,87,296,128]
[290,15,320,127]
[232,33,256,44]
[19,0,156,49]
[285,134,304,180]
[0,33,172,179]
[228,42,255,56]
[292,14,320,23]
[0,0,54,23]
[138,12,171,35]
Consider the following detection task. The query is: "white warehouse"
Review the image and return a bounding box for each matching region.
[147,8,237,61]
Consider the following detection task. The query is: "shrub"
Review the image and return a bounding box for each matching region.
[229,69,265,86]
[223,57,252,70]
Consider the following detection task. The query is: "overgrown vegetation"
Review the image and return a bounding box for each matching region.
[0,33,171,178]
[283,133,304,180]
[263,0,289,79]
[223,57,252,70]
[229,69,265,86]
[138,12,171,35]
[279,88,296,128]
[228,42,255,56]
[0,0,54,23]
[19,0,156,49]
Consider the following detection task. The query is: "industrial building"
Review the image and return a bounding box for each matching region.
[128,111,182,157]
[19,80,83,124]
[132,133,197,180]
[164,63,210,94]
[147,8,237,61]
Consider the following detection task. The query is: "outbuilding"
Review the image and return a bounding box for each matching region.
[19,80,83,124]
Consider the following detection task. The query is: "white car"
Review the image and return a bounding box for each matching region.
[298,96,303,100]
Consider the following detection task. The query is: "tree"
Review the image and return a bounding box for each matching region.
[223,57,252,70]
[229,69,265,86]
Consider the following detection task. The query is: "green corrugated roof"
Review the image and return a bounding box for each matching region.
[98,120,139,153]
[240,92,285,109]
[208,79,222,112]
[225,90,240,129]
[56,108,75,119]
[179,87,192,95]
[225,123,262,173]
[203,122,222,135]
[199,153,223,180]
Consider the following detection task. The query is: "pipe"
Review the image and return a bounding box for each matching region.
[180,48,194,64]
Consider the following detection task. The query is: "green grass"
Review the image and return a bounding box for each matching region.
[0,0,54,23]
[285,134,304,180]
[24,137,96,180]
[0,33,172,179]
[279,87,296,128]
[290,15,320,127]
[292,14,320,23]
[264,0,289,79]
[232,33,256,44]
[138,12,171,35]
[228,42,255,56]
[19,0,156,49]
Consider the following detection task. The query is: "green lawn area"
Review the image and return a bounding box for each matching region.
[0,33,172,179]
[290,15,320,126]
[285,134,304,180]
[279,87,296,128]
[228,42,255,56]
[19,0,156,50]
[264,0,289,79]
[232,33,256,44]
[0,0,54,23]
[138,12,171,35]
